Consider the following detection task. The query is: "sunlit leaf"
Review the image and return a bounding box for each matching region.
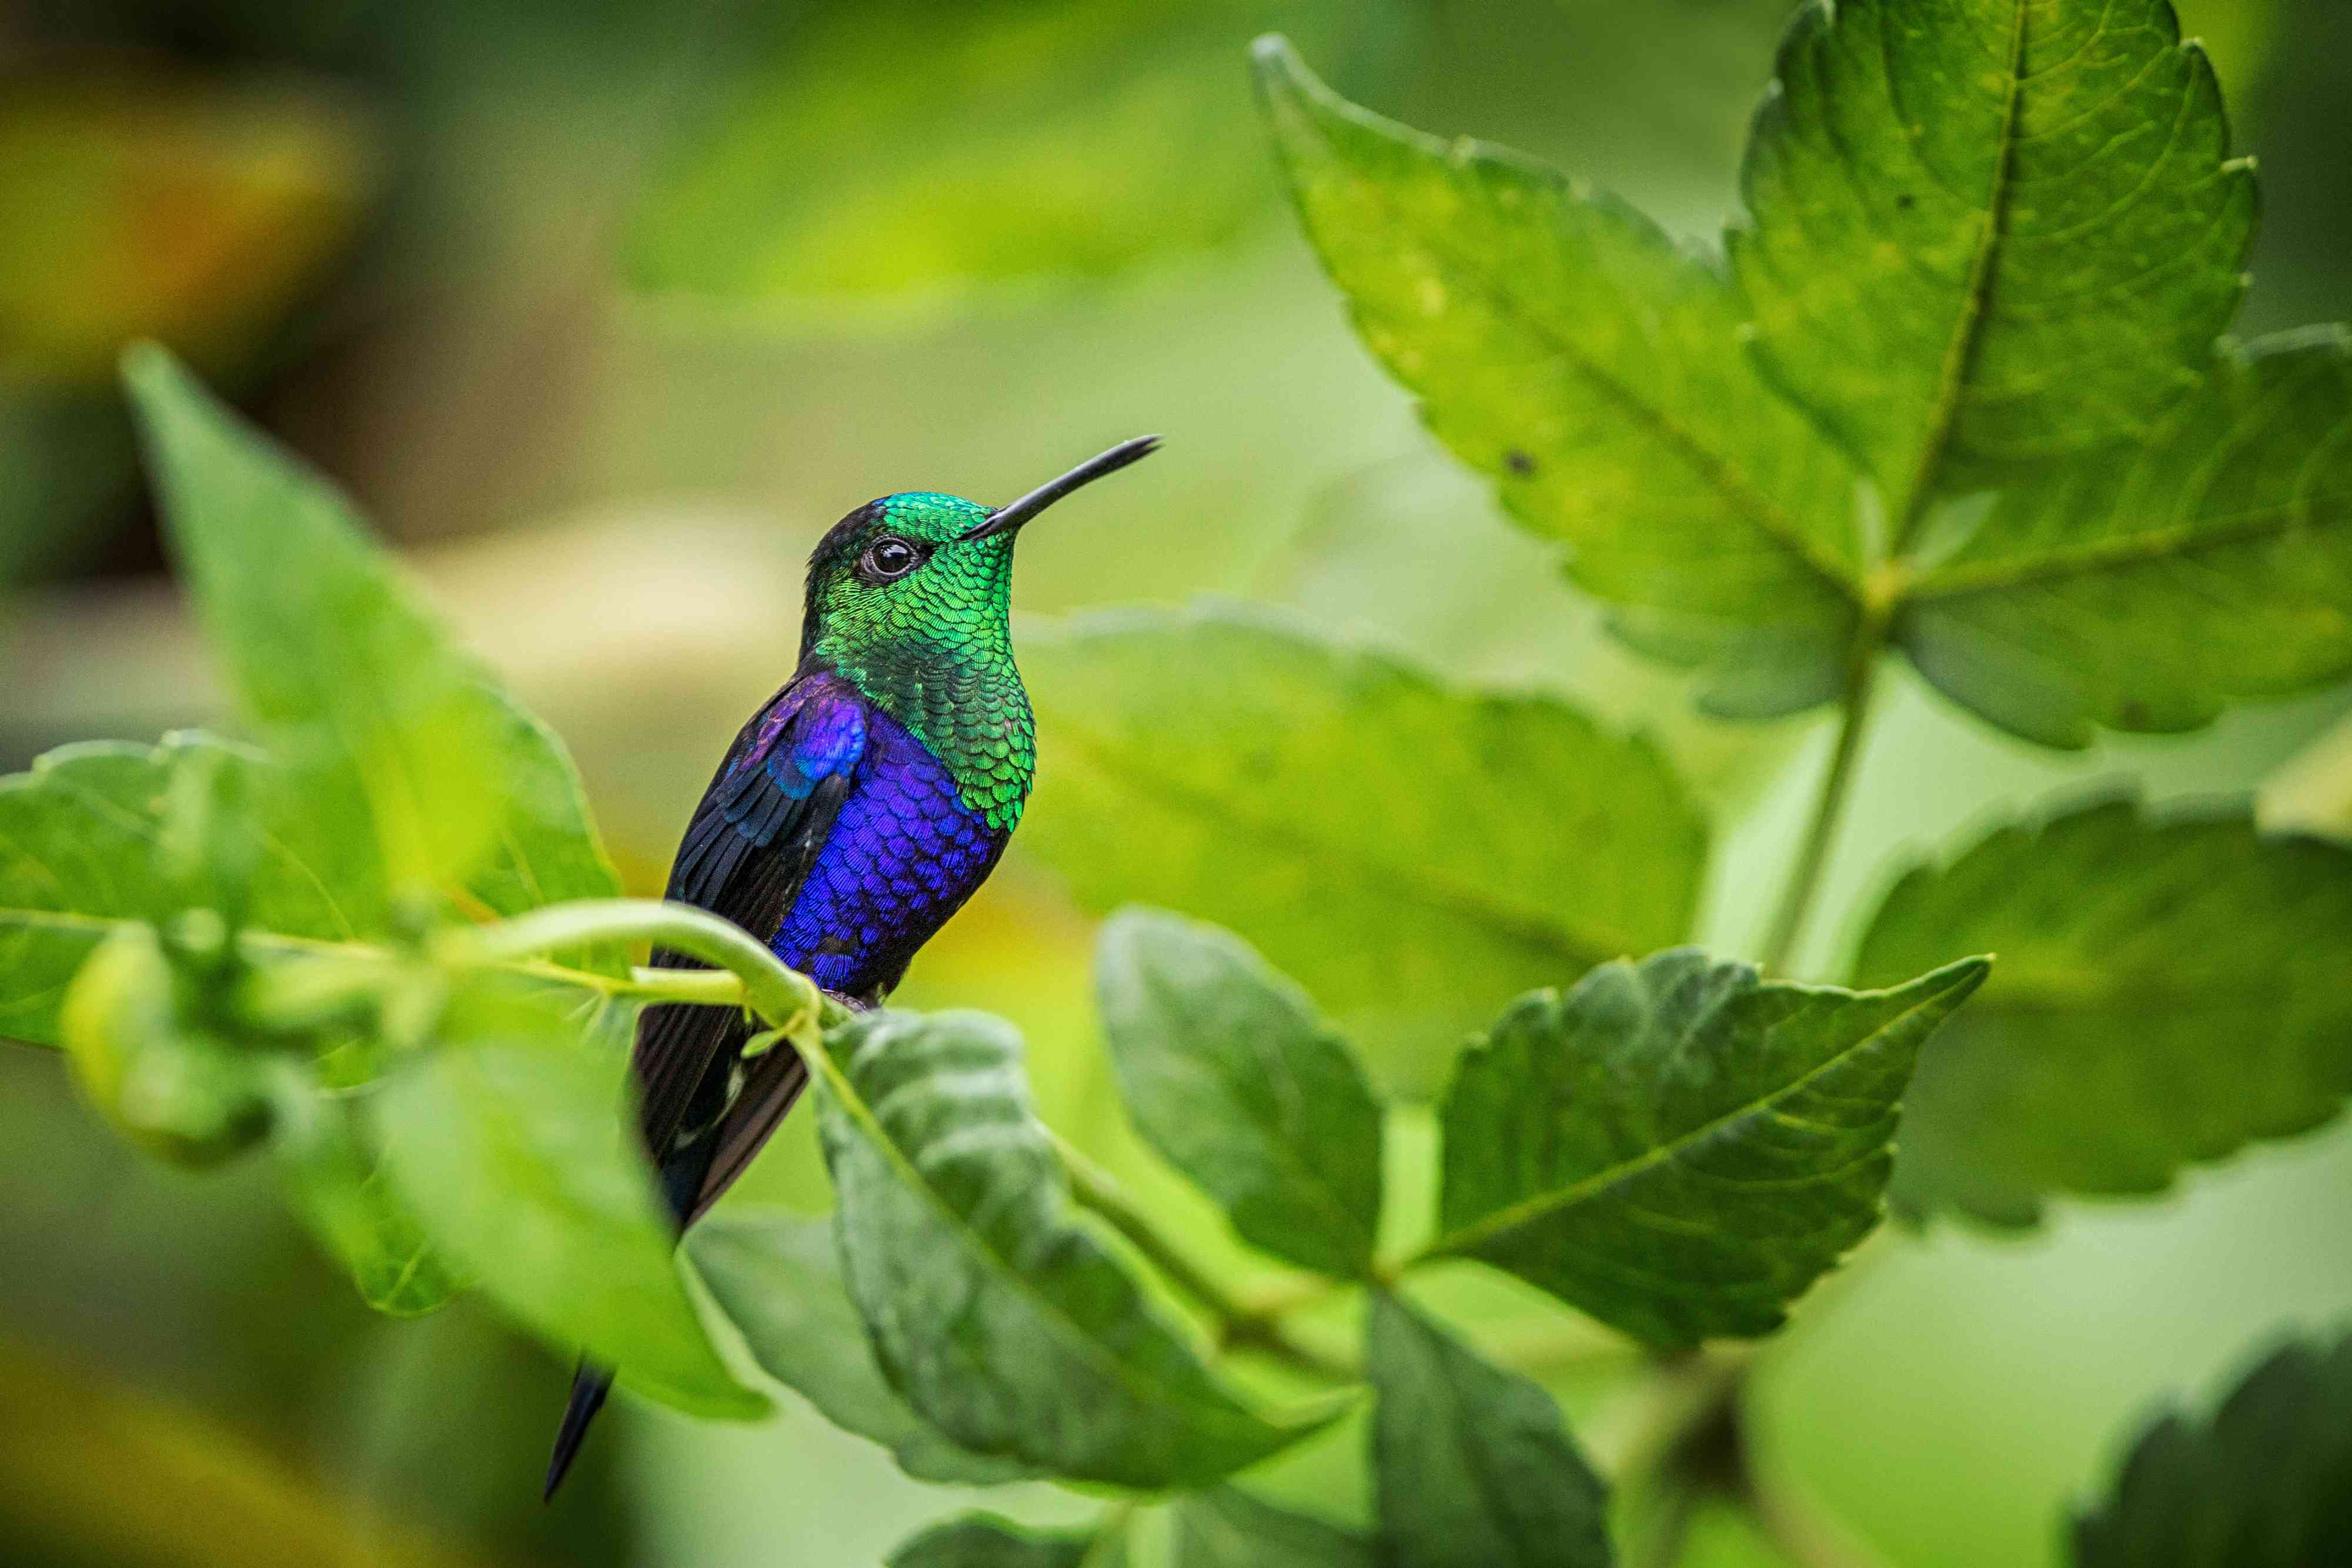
[1435,948,1989,1345]
[1024,605,1707,1096]
[123,346,624,974]
[1367,1292,1611,1568]
[1095,908,1383,1278]
[372,981,766,1418]
[1732,0,2254,524]
[2073,1332,2352,1566]
[1856,798,2352,1227]
[689,1210,1032,1486]
[814,1008,1333,1487]
[1256,37,1863,717]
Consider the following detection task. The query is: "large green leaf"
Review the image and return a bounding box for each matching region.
[372,982,766,1418]
[0,735,345,1049]
[813,1008,1332,1489]
[1094,909,1383,1278]
[687,1211,1031,1486]
[1855,798,2352,1227]
[1367,1292,1612,1568]
[272,1078,465,1317]
[1255,38,1863,716]
[1172,1488,1373,1568]
[123,345,623,972]
[1897,330,2352,747]
[888,1514,1124,1568]
[1023,605,1708,1096]
[2072,1333,2352,1567]
[1731,0,2256,529]
[629,0,1405,306]
[1435,948,1989,1346]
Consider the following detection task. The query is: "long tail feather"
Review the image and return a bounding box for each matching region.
[544,1360,614,1501]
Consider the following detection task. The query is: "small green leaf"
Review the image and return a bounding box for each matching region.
[1897,330,2352,748]
[1731,0,2255,527]
[1367,1292,1612,1568]
[1436,948,1989,1346]
[371,981,766,1417]
[1255,36,1864,716]
[1855,798,2352,1227]
[2072,1332,2352,1567]
[272,1074,463,1317]
[1172,1487,1373,1568]
[888,1513,1122,1568]
[122,346,624,972]
[1095,908,1383,1278]
[688,1210,1031,1485]
[60,924,272,1167]
[813,1008,1332,1488]
[1024,605,1708,1096]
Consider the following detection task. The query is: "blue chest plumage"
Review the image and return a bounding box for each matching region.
[768,700,1009,996]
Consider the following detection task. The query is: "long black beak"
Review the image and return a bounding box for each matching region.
[962,435,1160,541]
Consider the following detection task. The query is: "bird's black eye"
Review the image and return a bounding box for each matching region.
[860,536,922,582]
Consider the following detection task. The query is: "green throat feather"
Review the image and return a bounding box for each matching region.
[801,491,1036,831]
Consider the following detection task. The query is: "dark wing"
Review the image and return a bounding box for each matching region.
[680,1042,808,1226]
[630,676,865,1172]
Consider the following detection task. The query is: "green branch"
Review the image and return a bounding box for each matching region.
[1760,641,1882,976]
[456,897,847,1048]
[1053,1133,1363,1385]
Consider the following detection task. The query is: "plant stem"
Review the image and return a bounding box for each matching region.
[1078,1501,1137,1568]
[455,896,851,1047]
[1760,650,1880,976]
[1581,1346,1750,1481]
[1744,1473,1895,1568]
[1053,1134,1363,1384]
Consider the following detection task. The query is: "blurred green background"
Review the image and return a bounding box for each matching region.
[3,0,2349,1563]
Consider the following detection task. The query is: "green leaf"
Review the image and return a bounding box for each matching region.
[1255,37,1864,717]
[1095,909,1383,1278]
[0,735,346,1049]
[370,981,766,1417]
[888,1513,1122,1568]
[1435,948,1989,1346]
[1171,1487,1374,1568]
[688,1210,1031,1486]
[629,1,1405,306]
[1367,1292,1612,1568]
[1730,0,2256,530]
[1897,330,2352,747]
[273,1084,464,1318]
[122,345,624,973]
[1855,798,2352,1228]
[812,1008,1332,1488]
[2072,1333,2352,1567]
[1024,605,1708,1097]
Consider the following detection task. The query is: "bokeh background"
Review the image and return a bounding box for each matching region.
[4,1,2350,1563]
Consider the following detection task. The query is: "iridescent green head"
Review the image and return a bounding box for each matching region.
[800,438,1156,827]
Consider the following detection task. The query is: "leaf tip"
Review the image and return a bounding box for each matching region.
[1249,32,1300,82]
[1928,953,1994,1003]
[118,338,182,400]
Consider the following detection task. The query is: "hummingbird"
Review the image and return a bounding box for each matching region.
[543,437,1158,1499]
